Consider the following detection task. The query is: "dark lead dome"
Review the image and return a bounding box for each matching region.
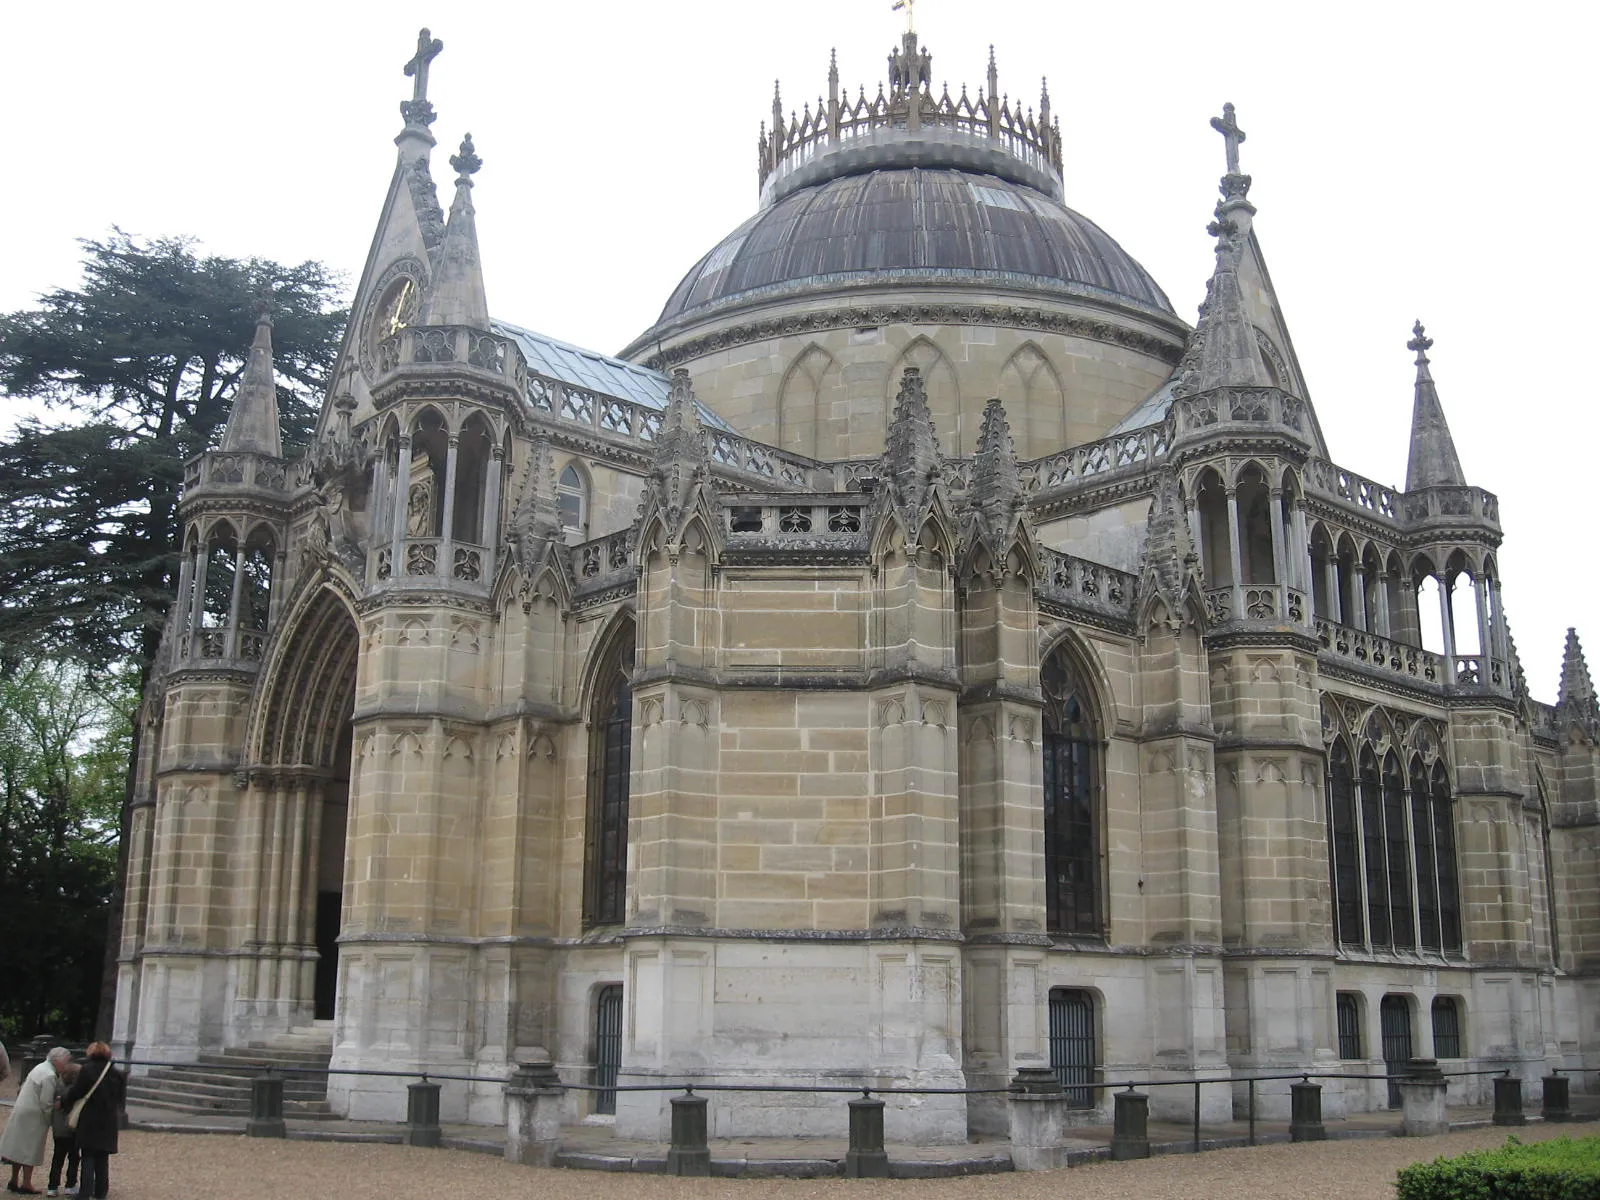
[654,168,1175,329]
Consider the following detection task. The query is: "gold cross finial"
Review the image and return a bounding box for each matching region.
[891,0,915,34]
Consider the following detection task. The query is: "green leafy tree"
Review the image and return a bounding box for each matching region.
[0,659,130,1039]
[0,230,347,668]
[0,231,347,1035]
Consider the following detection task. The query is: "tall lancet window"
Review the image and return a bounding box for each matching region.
[1042,652,1102,936]
[583,626,635,928]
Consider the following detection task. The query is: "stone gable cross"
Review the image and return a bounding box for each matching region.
[1210,102,1246,175]
[405,28,444,105]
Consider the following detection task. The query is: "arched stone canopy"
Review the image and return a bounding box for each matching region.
[254,586,360,769]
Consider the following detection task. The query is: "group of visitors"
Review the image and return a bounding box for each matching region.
[0,1042,124,1198]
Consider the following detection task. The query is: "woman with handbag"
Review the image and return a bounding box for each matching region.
[44,1063,80,1198]
[58,1045,122,1200]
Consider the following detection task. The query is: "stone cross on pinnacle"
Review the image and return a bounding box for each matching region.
[1408,320,1433,365]
[1210,102,1246,175]
[401,28,444,127]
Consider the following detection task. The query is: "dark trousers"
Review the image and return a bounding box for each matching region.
[77,1150,109,1199]
[47,1136,80,1190]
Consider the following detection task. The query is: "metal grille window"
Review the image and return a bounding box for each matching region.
[583,630,634,927]
[1431,997,1462,1059]
[1041,654,1101,937]
[593,984,623,1115]
[1359,749,1391,946]
[1336,993,1362,1060]
[1380,995,1413,1109]
[1048,989,1097,1109]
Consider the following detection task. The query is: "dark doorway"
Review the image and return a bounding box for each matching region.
[593,984,623,1115]
[1048,988,1097,1108]
[1381,995,1413,1108]
[314,891,341,1020]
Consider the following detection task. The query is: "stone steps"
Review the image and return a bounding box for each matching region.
[128,1027,335,1120]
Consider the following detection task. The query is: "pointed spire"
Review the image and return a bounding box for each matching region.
[1140,470,1201,617]
[1558,628,1598,720]
[969,398,1024,529]
[884,367,942,520]
[1177,104,1268,394]
[1404,321,1467,491]
[416,134,489,329]
[507,439,563,572]
[220,304,283,458]
[645,369,711,531]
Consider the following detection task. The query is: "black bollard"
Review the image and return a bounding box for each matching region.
[1542,1074,1571,1123]
[1111,1089,1150,1161]
[845,1095,889,1178]
[666,1091,711,1177]
[1492,1075,1526,1127]
[1289,1081,1327,1142]
[247,1071,287,1138]
[406,1079,443,1146]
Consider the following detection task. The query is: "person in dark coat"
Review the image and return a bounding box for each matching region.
[58,1044,123,1200]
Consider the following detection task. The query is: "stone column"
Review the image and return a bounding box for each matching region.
[480,441,504,579]
[268,548,286,629]
[439,433,460,579]
[188,544,210,647]
[1374,573,1393,639]
[389,434,413,571]
[1268,488,1289,591]
[1350,565,1368,631]
[1225,487,1245,619]
[1474,575,1494,673]
[1291,504,1312,594]
[1490,579,1510,660]
[503,1059,564,1167]
[1188,504,1206,581]
[224,544,247,658]
[1323,559,1342,625]
[1437,578,1457,683]
[279,780,309,1006]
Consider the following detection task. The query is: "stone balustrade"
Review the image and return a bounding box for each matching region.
[1303,458,1399,524]
[183,450,288,496]
[1171,386,1309,443]
[571,529,636,592]
[1029,423,1170,494]
[1203,584,1309,627]
[373,538,487,587]
[375,324,528,396]
[1401,485,1501,531]
[1037,548,1135,623]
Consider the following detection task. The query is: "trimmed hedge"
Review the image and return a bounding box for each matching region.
[1396,1136,1600,1200]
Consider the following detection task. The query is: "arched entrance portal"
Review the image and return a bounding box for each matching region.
[245,586,359,1032]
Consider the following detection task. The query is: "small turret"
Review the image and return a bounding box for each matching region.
[1404,321,1466,491]
[220,307,283,458]
[417,134,489,330]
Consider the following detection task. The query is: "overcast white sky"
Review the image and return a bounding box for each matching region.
[3,1,1594,700]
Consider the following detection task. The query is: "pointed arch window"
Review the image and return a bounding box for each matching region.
[1042,652,1101,937]
[583,629,634,927]
[1327,741,1362,946]
[1323,707,1463,956]
[558,464,589,540]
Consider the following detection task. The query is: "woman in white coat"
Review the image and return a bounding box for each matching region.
[0,1048,69,1195]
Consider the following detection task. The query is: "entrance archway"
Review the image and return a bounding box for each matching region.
[249,586,360,1028]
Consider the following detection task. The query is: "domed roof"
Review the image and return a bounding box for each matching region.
[651,168,1175,331]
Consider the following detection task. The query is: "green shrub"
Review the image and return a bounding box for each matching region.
[1396,1136,1600,1200]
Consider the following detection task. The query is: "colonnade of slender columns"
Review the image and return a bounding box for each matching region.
[241,774,329,1007]
[379,424,504,582]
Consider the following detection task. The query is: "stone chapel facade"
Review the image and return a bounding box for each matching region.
[113,28,1600,1139]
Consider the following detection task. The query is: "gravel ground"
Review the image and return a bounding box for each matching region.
[2,1101,1595,1200]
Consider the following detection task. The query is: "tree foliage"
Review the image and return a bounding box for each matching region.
[0,230,347,669]
[0,659,130,1040]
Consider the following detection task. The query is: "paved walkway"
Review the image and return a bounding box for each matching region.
[118,1096,1600,1175]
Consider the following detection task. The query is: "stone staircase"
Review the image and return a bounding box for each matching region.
[126,1022,338,1120]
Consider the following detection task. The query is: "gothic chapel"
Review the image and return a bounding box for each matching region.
[116,25,1600,1139]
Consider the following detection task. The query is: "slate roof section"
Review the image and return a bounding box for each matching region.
[654,168,1175,328]
[493,319,735,432]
